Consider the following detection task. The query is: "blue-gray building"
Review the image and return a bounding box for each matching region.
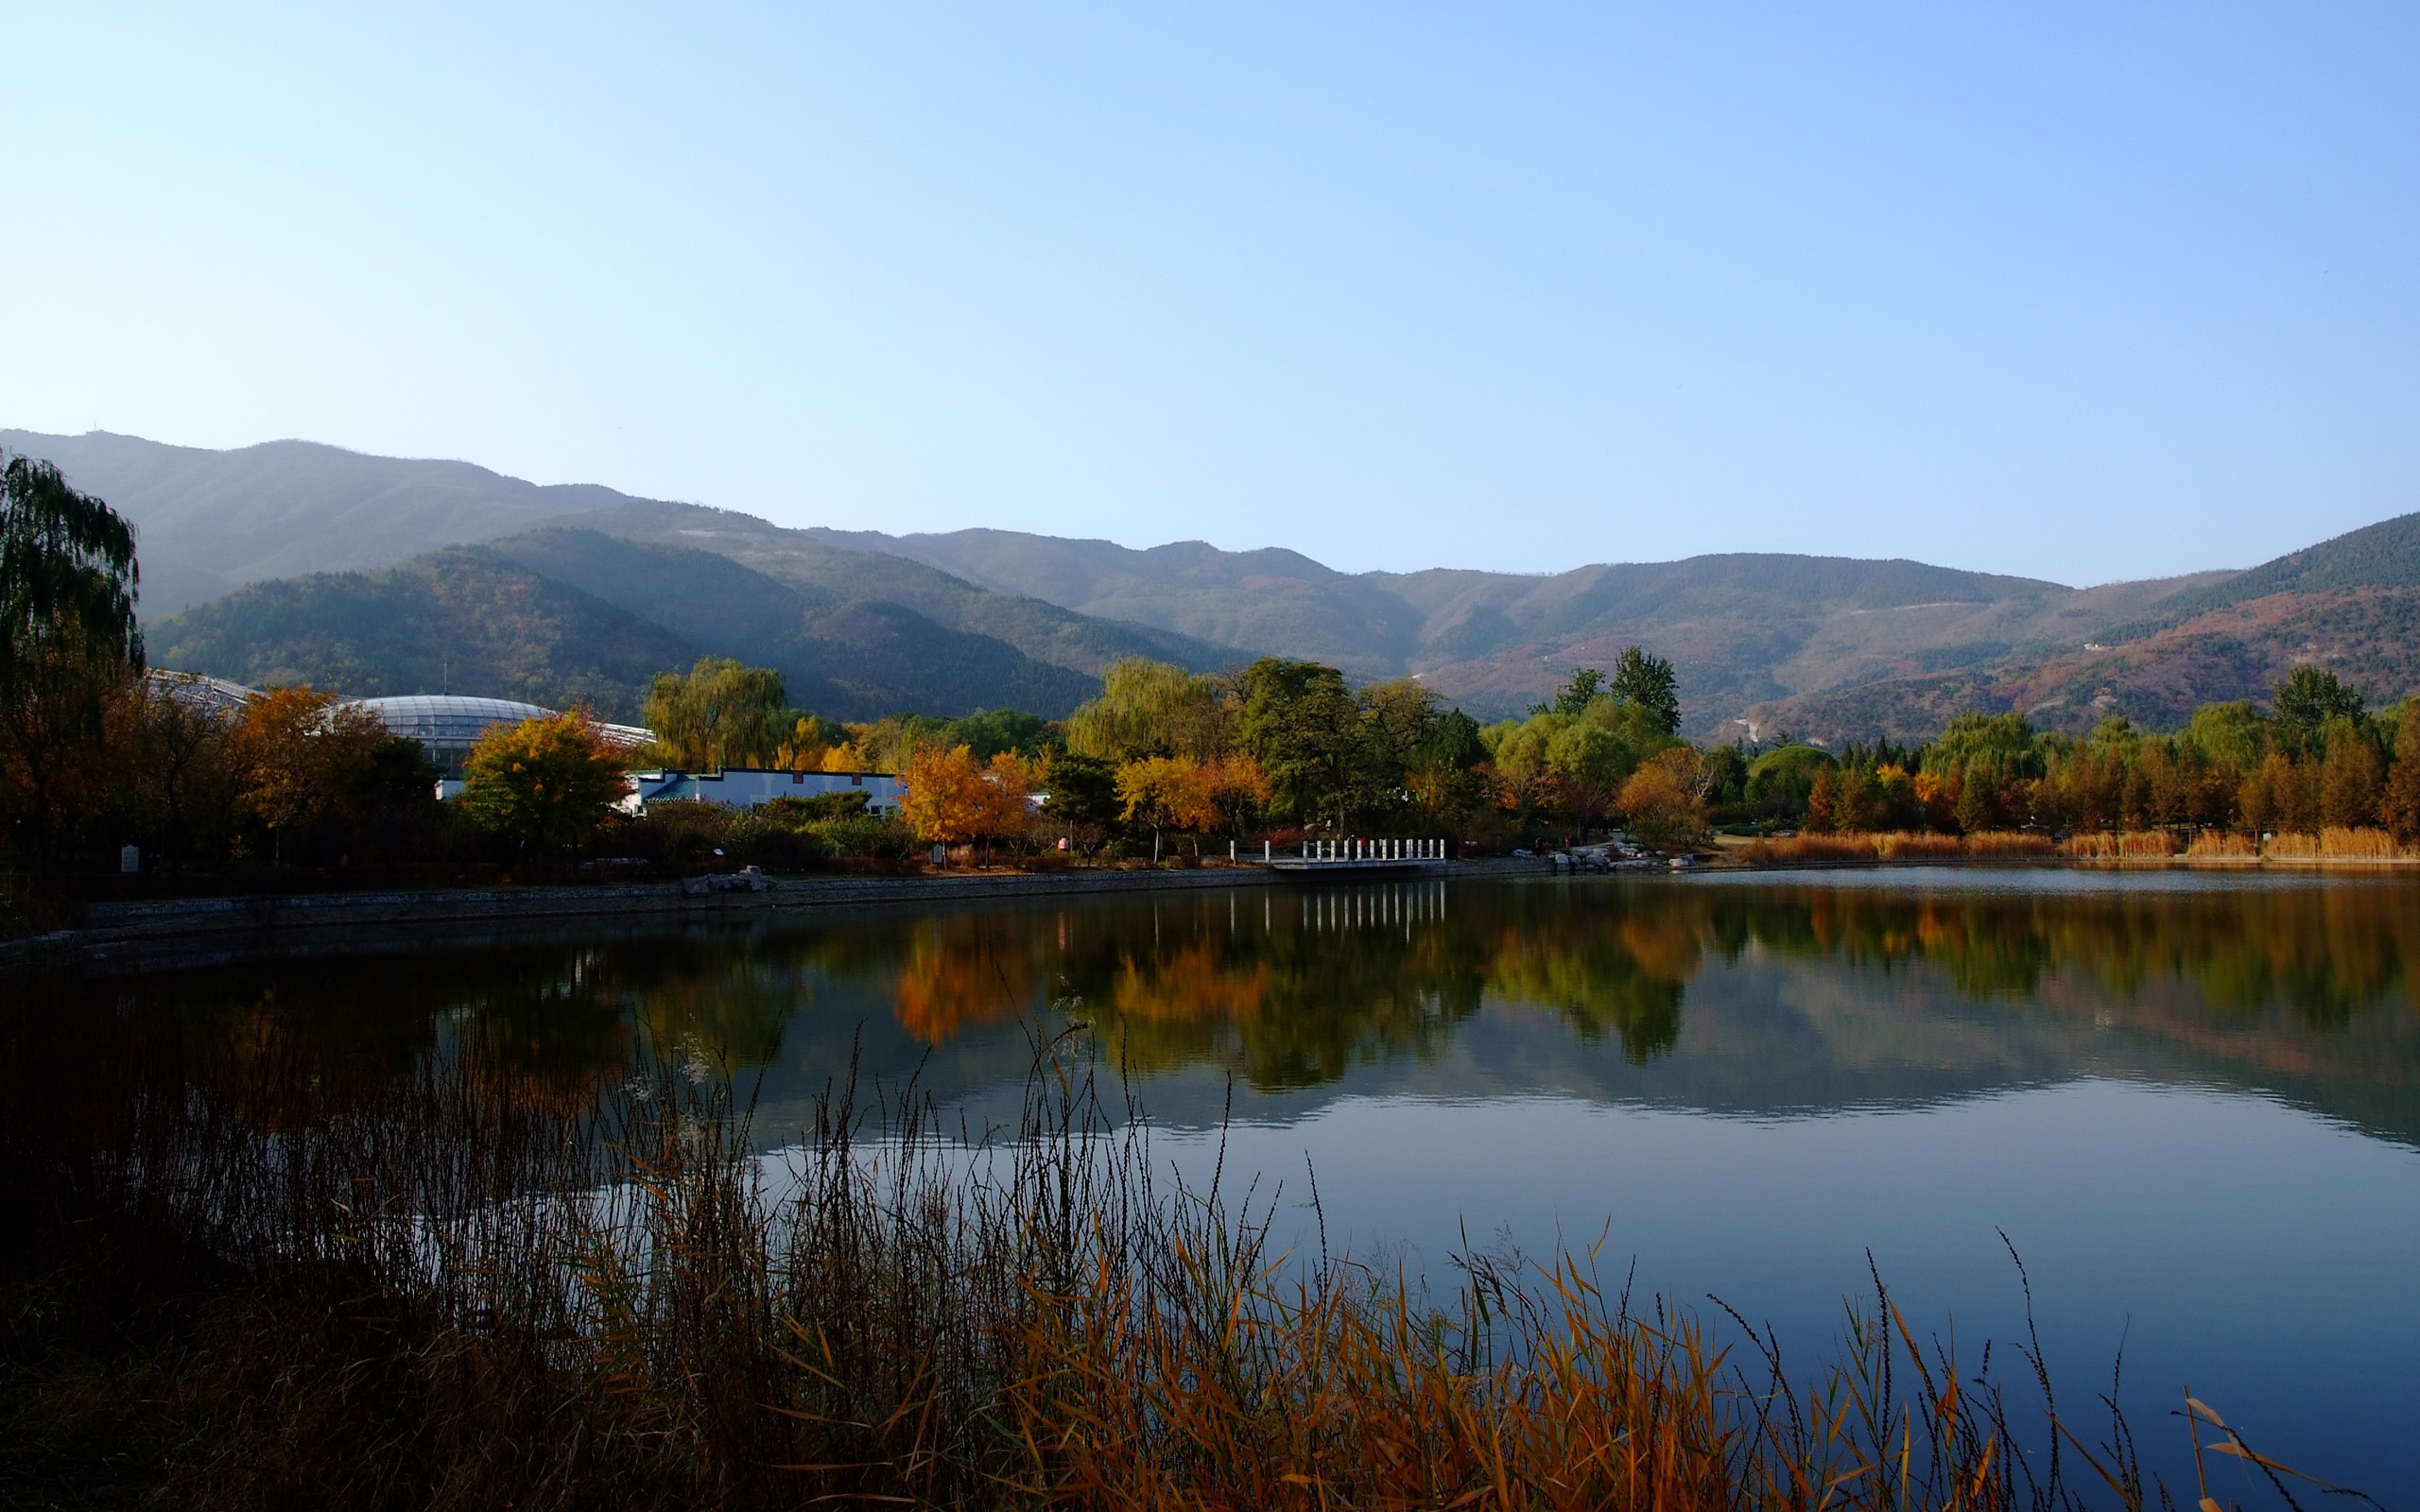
[620,767,904,816]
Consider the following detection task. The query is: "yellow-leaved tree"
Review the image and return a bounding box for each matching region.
[901,745,1032,862]
[458,711,631,857]
[1115,755,1211,857]
[1114,753,1271,854]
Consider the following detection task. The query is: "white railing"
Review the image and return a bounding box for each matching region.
[1287,837,1446,863]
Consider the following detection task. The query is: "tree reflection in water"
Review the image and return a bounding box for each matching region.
[33,874,2420,1141]
[863,878,2420,1090]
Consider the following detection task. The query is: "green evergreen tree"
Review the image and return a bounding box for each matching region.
[2272,665,2365,741]
[1611,646,1681,735]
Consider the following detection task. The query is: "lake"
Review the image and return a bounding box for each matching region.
[24,868,2420,1497]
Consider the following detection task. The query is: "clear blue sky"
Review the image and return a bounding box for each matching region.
[5,3,2416,584]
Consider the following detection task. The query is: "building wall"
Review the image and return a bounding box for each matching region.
[623,768,903,815]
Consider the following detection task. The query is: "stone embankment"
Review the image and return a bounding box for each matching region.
[4,856,1564,975]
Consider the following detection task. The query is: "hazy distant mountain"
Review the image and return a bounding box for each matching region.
[0,431,1236,682]
[150,530,1102,721]
[0,429,631,614]
[788,522,2230,728]
[9,428,1236,715]
[805,525,1431,677]
[575,502,1241,679]
[482,527,1100,717]
[16,427,2420,735]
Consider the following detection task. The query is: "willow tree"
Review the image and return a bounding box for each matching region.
[1065,658,1234,764]
[1,454,145,858]
[1,455,142,684]
[643,657,816,770]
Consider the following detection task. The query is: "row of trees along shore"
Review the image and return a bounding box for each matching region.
[799,653,2420,861]
[1768,668,2420,849]
[9,449,2420,905]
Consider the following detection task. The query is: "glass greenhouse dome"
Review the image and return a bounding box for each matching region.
[344,696,653,777]
[347,696,555,777]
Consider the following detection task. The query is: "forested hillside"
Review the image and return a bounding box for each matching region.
[150,535,1103,721]
[808,525,1431,677]
[3,430,1234,679]
[2100,509,2420,637]
[796,524,2224,726]
[1749,517,2420,742]
[18,428,2420,736]
[575,502,1242,678]
[0,429,627,613]
[147,547,689,718]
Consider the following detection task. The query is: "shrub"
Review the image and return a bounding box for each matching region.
[810,813,920,861]
[617,798,739,865]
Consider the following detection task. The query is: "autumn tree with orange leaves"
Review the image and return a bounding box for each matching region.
[901,745,1034,861]
[1618,747,1710,851]
[226,688,391,862]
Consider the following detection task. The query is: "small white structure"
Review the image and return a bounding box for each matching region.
[145,670,260,713]
[620,768,904,816]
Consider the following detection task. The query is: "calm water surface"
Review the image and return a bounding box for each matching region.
[43,870,2420,1494]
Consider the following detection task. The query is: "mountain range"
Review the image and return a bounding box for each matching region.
[8,427,2417,737]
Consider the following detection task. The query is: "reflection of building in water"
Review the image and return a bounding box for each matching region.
[1299,882,1448,935]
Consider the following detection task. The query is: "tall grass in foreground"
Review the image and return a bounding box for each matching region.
[0,1013,2365,1509]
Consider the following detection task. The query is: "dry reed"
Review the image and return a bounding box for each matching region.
[2059,832,2180,861]
[1744,832,2056,867]
[1,1008,2362,1509]
[1740,833,1883,866]
[2317,827,2405,858]
[1874,832,1962,861]
[1960,831,2057,858]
